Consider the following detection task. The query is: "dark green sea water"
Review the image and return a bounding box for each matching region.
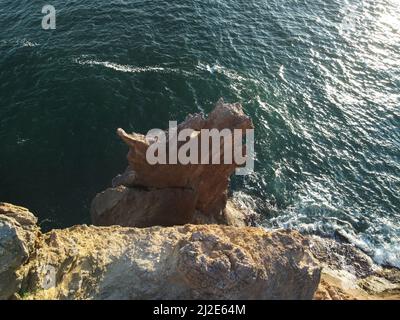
[0,0,399,267]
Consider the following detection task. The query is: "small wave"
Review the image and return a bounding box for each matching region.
[196,61,262,98]
[21,40,38,47]
[74,57,198,78]
[16,137,29,145]
[75,58,174,74]
[332,228,400,269]
[278,65,287,82]
[268,206,400,269]
[0,38,38,48]
[196,61,247,82]
[231,191,259,216]
[374,243,400,269]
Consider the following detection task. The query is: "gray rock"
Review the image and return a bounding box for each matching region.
[0,203,39,299]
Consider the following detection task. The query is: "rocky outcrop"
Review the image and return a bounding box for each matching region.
[0,203,40,299]
[315,268,400,300]
[2,203,399,300]
[90,185,197,228]
[309,236,400,300]
[2,99,398,300]
[91,99,254,228]
[0,204,321,300]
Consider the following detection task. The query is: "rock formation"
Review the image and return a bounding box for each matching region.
[0,203,321,300]
[0,203,40,299]
[91,99,255,228]
[1,100,399,300]
[309,236,400,300]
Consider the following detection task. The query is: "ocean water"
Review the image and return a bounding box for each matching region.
[0,1,399,267]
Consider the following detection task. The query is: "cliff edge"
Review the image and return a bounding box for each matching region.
[1,203,320,300]
[1,100,399,300]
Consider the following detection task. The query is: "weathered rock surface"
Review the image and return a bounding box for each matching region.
[309,236,400,300]
[1,204,321,300]
[2,203,400,300]
[192,200,256,227]
[91,99,254,228]
[315,268,400,300]
[91,185,197,228]
[0,203,39,299]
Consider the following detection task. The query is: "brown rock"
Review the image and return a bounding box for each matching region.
[91,185,197,228]
[91,99,254,228]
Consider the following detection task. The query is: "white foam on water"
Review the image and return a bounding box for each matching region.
[258,178,400,269]
[0,38,38,48]
[74,57,198,78]
[373,243,400,269]
[21,39,38,47]
[230,191,259,217]
[271,206,400,269]
[196,61,247,82]
[331,228,400,269]
[278,65,287,82]
[196,61,264,98]
[75,58,173,74]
